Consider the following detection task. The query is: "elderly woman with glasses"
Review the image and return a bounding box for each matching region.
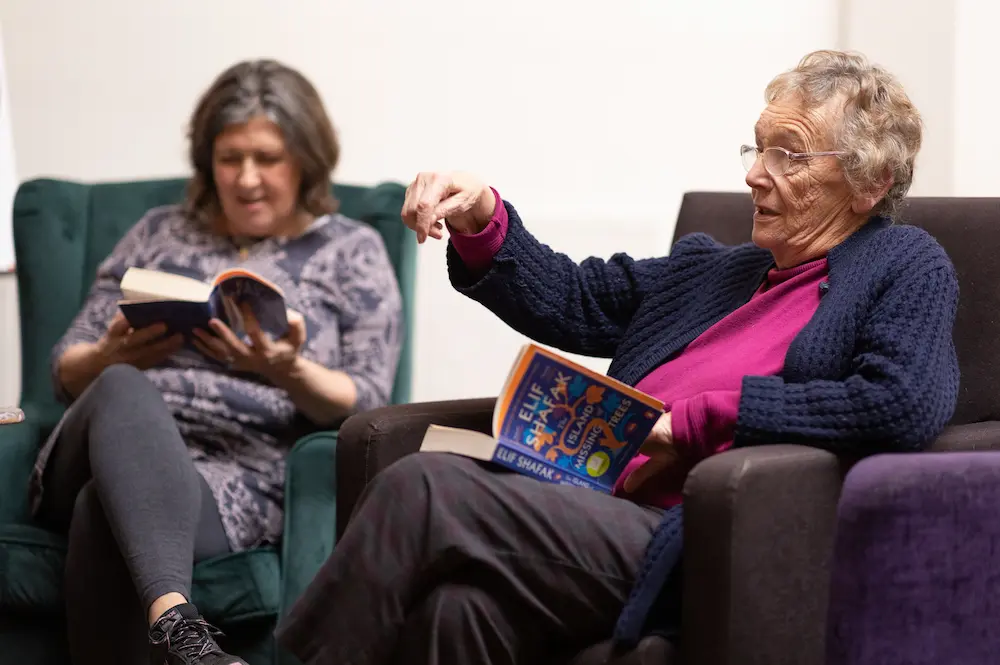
[275,50,960,665]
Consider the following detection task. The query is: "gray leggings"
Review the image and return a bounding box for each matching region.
[35,364,230,664]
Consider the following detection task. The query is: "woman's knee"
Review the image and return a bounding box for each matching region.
[368,452,480,501]
[83,364,158,403]
[412,584,502,634]
[372,451,458,487]
[74,364,173,431]
[355,452,486,524]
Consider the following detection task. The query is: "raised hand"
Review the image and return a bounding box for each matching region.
[401,171,497,243]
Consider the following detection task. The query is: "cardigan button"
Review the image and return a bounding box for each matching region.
[819,281,830,294]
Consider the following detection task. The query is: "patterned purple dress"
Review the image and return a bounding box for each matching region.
[30,205,403,551]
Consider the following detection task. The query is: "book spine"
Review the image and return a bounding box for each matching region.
[492,442,610,493]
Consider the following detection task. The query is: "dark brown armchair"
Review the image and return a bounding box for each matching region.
[333,193,1000,665]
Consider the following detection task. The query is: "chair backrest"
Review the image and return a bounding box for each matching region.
[673,191,1000,426]
[12,177,415,428]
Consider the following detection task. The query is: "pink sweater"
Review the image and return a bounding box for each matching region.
[450,189,828,508]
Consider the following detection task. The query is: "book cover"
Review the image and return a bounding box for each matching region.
[419,344,664,493]
[118,299,218,337]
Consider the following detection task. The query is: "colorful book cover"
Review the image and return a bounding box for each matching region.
[491,345,664,491]
[420,344,664,493]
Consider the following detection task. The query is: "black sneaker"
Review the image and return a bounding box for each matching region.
[148,603,247,665]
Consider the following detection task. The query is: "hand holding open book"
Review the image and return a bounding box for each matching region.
[98,312,185,369]
[118,266,290,340]
[420,344,666,493]
[117,266,304,373]
[193,306,306,377]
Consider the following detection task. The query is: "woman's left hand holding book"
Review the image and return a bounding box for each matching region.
[192,303,307,381]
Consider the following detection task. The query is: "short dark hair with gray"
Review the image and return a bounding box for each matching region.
[184,59,340,225]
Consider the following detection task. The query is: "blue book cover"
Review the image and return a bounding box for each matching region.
[420,344,664,493]
[118,267,289,340]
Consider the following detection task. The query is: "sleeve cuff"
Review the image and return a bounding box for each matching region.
[447,187,508,271]
[672,390,742,460]
[670,397,703,460]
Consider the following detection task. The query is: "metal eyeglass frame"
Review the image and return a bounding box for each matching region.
[740,144,848,176]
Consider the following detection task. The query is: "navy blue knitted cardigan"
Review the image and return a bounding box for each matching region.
[447,200,960,644]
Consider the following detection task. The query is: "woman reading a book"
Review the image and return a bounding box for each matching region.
[275,51,960,665]
[28,60,403,665]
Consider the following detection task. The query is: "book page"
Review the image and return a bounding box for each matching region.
[419,424,498,460]
[120,267,214,303]
[213,274,289,339]
[213,268,285,296]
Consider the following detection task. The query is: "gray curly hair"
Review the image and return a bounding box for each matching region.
[765,50,922,220]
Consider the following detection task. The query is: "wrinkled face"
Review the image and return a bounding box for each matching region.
[213,115,302,237]
[746,97,857,255]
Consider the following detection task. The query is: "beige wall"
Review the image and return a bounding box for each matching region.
[839,0,958,197]
[0,274,14,405]
[0,0,991,407]
[954,0,1000,196]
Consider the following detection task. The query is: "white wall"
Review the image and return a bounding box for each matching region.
[0,24,14,274]
[16,0,983,407]
[839,0,957,198]
[953,0,1000,196]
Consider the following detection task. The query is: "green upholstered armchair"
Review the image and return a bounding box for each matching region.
[0,177,415,665]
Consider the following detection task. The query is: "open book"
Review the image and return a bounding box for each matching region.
[420,344,665,493]
[118,267,289,339]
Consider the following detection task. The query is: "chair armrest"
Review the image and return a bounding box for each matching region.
[279,430,338,625]
[335,398,496,538]
[826,451,1000,665]
[0,418,43,524]
[929,421,1000,451]
[1,407,24,424]
[681,445,845,665]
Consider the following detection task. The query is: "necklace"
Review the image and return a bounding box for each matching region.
[232,236,259,262]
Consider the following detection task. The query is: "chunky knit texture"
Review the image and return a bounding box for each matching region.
[448,199,961,644]
[449,200,960,454]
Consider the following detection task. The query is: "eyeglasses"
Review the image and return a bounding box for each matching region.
[740,145,848,177]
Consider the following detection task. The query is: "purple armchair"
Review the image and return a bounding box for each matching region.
[824,196,1000,665]
[826,451,1000,665]
[333,194,1000,665]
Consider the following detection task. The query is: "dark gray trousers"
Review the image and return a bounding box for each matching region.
[275,452,662,665]
[35,364,231,665]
